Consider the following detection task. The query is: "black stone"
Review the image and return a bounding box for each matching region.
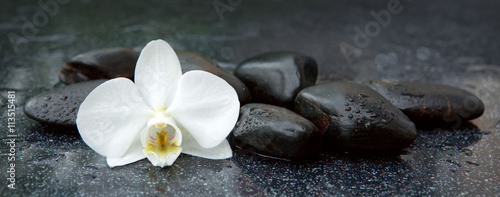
[60,48,138,84]
[231,103,320,159]
[365,79,485,124]
[235,52,318,108]
[24,80,107,127]
[294,81,417,152]
[176,50,251,104]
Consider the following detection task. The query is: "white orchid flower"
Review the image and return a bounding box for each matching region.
[76,39,240,168]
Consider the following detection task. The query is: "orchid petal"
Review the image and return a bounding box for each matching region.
[167,71,240,149]
[135,39,182,109]
[106,138,145,168]
[181,132,232,159]
[77,78,153,158]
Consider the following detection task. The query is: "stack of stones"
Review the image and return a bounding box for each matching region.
[24,48,485,160]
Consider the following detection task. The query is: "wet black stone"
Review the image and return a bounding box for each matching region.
[231,103,320,159]
[176,50,251,104]
[366,79,485,124]
[235,52,318,108]
[294,81,417,152]
[60,48,139,84]
[24,80,107,127]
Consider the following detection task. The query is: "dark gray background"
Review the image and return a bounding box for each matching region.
[1,0,499,196]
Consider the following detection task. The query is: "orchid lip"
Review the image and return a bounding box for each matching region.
[141,117,182,167]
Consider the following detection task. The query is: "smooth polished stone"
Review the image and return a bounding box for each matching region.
[235,52,318,107]
[366,79,485,125]
[24,80,107,127]
[295,81,417,152]
[231,103,320,159]
[60,48,138,84]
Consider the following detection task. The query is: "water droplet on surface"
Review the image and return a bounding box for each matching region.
[355,109,360,113]
[461,148,473,156]
[345,107,351,111]
[41,103,48,108]
[82,174,97,181]
[44,96,51,101]
[83,165,98,170]
[348,114,353,119]
[416,47,431,61]
[465,161,480,166]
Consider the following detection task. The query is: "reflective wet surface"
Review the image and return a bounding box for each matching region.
[1,0,499,196]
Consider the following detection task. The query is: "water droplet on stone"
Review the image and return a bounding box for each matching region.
[41,103,48,108]
[44,96,51,101]
[355,109,360,113]
[348,114,353,119]
[345,107,351,111]
[381,119,388,123]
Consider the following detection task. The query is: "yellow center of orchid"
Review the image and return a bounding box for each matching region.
[142,116,182,167]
